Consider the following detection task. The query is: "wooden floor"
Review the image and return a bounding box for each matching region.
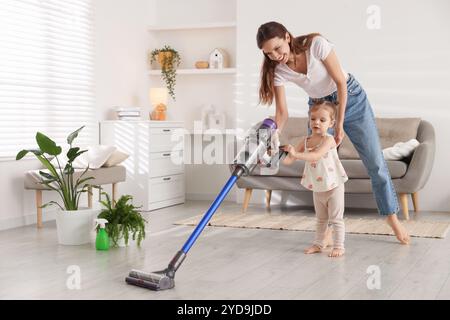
[1,200,449,300]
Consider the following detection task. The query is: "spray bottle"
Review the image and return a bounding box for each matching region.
[95,218,109,251]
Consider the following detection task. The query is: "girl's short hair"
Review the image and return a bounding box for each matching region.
[308,100,337,121]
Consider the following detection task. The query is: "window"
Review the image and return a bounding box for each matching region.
[0,0,96,159]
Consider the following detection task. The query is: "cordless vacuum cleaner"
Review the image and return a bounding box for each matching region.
[125,118,287,291]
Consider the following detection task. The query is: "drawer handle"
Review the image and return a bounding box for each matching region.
[162,129,171,132]
[162,153,171,157]
[163,177,171,181]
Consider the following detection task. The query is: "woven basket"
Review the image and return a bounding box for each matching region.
[157,51,174,69]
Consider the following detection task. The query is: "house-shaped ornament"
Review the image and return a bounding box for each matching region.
[209,48,229,69]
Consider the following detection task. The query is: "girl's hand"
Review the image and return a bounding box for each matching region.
[334,124,345,146]
[282,144,297,158]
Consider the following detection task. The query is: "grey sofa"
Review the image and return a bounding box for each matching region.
[233,117,435,220]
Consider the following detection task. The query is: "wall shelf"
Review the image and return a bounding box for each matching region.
[148,68,236,75]
[147,11,236,133]
[148,21,236,31]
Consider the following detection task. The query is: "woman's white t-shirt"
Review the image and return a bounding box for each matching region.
[274,36,347,99]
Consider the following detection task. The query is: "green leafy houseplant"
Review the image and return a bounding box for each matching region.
[149,45,181,100]
[16,126,94,210]
[97,192,147,247]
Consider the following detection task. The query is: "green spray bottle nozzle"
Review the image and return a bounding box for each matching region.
[95,218,109,250]
[95,218,108,229]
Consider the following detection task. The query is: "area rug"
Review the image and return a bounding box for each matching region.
[174,213,450,239]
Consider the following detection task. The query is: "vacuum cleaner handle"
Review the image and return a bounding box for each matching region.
[180,174,239,255]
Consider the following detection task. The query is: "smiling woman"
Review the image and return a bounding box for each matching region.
[256,21,411,245]
[257,23,321,106]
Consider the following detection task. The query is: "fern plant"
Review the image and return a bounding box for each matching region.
[97,192,147,247]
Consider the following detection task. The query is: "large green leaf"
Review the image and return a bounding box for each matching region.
[16,150,29,160]
[66,147,80,161]
[39,170,56,181]
[40,201,64,210]
[16,149,42,160]
[75,176,94,189]
[67,126,85,145]
[34,154,59,179]
[36,132,62,156]
[63,164,75,175]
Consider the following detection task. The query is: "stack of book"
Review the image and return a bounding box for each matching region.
[115,107,141,121]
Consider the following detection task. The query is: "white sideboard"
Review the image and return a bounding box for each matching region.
[99,120,185,211]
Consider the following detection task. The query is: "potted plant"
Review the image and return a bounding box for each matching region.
[97,192,147,247]
[16,126,99,245]
[149,45,181,100]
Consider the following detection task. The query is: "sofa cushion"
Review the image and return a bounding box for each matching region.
[341,160,407,179]
[383,139,420,160]
[103,149,130,167]
[338,118,421,159]
[252,159,407,179]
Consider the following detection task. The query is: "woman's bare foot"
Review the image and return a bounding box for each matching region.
[304,245,322,254]
[329,248,345,258]
[386,214,410,245]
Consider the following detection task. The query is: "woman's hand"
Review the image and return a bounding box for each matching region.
[269,129,281,156]
[334,124,345,146]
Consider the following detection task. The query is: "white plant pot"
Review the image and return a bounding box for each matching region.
[108,224,137,247]
[116,235,136,247]
[55,208,99,245]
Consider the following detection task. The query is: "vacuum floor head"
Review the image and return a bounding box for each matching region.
[126,269,174,291]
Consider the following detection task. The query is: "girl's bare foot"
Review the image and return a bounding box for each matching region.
[329,248,345,258]
[304,245,322,254]
[386,214,410,245]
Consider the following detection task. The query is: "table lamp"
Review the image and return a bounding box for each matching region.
[149,87,168,120]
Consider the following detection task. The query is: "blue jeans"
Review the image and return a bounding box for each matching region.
[308,74,400,216]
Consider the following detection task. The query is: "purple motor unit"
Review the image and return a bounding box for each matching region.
[261,118,277,131]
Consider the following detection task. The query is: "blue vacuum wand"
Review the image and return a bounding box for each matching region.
[125,118,287,291]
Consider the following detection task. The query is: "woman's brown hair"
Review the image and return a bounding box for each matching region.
[256,21,321,105]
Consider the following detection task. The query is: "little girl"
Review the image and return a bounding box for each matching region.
[282,101,348,257]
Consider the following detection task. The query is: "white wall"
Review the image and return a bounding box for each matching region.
[154,0,235,25]
[95,0,153,120]
[0,160,47,230]
[235,0,450,212]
